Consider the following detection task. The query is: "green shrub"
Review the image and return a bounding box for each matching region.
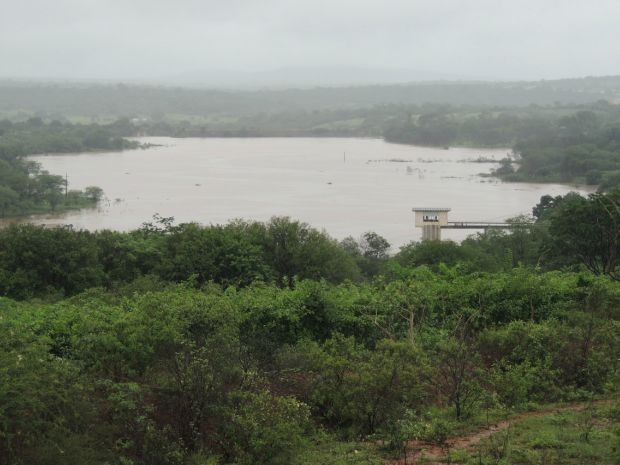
[223,390,312,465]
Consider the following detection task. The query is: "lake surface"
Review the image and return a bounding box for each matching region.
[17,137,592,247]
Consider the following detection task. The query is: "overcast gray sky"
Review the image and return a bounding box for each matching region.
[2,0,620,83]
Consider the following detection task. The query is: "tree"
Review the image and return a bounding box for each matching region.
[0,224,104,298]
[360,231,390,260]
[240,217,360,285]
[433,336,482,420]
[30,171,64,210]
[357,231,390,277]
[547,189,620,280]
[0,330,107,464]
[159,223,270,286]
[0,185,18,217]
[84,185,104,202]
[291,334,428,436]
[221,391,311,465]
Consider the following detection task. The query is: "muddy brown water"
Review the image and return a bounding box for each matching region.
[6,137,593,247]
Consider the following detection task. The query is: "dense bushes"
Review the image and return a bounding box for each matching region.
[0,192,619,464]
[0,269,618,464]
[0,217,363,299]
[1,190,619,303]
[279,335,428,437]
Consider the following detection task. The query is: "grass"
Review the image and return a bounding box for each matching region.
[293,433,384,465]
[414,402,548,439]
[454,403,620,465]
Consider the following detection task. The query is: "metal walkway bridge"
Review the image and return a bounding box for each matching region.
[442,221,531,230]
[412,207,531,241]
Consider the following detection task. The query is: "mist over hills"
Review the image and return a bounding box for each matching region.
[162,66,477,89]
[0,74,619,120]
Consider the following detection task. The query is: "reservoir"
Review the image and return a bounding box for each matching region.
[17,137,592,247]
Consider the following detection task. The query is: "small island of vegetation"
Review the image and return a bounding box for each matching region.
[0,118,138,216]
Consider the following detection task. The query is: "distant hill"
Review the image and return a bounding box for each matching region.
[0,75,619,120]
[163,66,475,89]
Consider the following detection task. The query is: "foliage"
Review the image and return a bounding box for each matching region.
[545,189,620,280]
[280,335,428,437]
[384,104,620,190]
[0,217,362,299]
[504,110,620,189]
[0,194,619,464]
[464,405,620,465]
[0,118,137,216]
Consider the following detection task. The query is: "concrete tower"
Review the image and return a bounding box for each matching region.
[412,208,451,241]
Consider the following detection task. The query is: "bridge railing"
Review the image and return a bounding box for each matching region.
[443,221,532,229]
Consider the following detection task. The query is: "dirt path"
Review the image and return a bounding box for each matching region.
[392,401,605,465]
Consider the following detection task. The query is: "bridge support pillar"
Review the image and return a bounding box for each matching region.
[422,224,441,241]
